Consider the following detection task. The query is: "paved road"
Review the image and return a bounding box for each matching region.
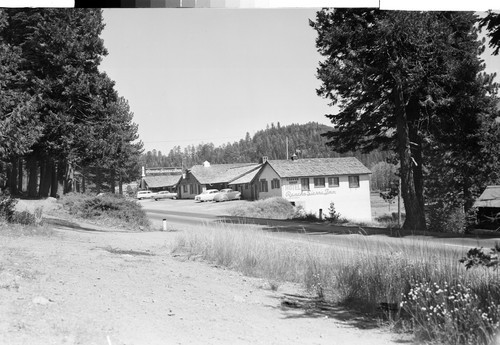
[141,199,500,253]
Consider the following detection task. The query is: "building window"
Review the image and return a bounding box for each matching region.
[259,179,268,192]
[328,177,339,187]
[314,177,325,188]
[183,184,188,193]
[288,178,298,185]
[349,176,360,188]
[271,179,280,189]
[190,184,195,194]
[301,178,310,191]
[245,183,249,190]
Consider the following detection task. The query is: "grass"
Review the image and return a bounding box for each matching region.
[0,220,56,237]
[59,193,150,231]
[172,222,500,345]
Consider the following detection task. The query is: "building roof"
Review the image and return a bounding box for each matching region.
[266,157,371,178]
[230,167,262,185]
[143,175,182,188]
[474,185,500,208]
[188,163,262,185]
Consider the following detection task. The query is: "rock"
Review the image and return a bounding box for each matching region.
[32,296,52,305]
[233,295,245,303]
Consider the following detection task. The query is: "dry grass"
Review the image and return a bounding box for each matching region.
[228,197,296,220]
[172,222,500,344]
[0,220,55,237]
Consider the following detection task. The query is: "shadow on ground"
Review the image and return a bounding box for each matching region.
[43,216,130,233]
[216,215,500,240]
[273,293,415,343]
[272,293,380,330]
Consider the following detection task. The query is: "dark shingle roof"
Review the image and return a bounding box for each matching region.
[143,175,182,188]
[474,185,500,208]
[189,163,262,184]
[267,157,371,178]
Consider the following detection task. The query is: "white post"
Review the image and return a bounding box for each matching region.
[162,219,167,231]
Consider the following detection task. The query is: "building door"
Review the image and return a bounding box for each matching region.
[251,184,258,200]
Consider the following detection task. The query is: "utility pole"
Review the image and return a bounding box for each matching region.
[286,137,289,160]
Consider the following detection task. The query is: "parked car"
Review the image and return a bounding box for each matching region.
[213,188,241,202]
[136,190,156,200]
[194,189,219,202]
[154,191,178,201]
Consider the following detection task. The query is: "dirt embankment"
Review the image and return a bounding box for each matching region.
[0,199,413,345]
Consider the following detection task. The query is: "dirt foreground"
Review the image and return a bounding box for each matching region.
[0,200,413,345]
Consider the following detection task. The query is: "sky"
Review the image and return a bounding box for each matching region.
[99,9,335,155]
[98,7,500,155]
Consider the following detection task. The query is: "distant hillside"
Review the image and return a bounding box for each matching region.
[140,122,390,169]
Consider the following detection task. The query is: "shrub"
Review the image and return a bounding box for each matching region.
[375,212,404,228]
[229,197,295,219]
[401,281,500,345]
[292,209,320,222]
[0,192,17,222]
[59,193,150,230]
[427,204,466,233]
[11,210,37,225]
[327,202,340,222]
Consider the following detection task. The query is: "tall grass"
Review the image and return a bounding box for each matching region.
[172,223,500,344]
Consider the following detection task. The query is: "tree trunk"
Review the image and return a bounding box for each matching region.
[39,157,52,198]
[81,171,86,193]
[96,167,102,194]
[118,172,123,195]
[394,85,427,231]
[63,161,74,194]
[110,169,116,194]
[26,155,39,198]
[9,158,18,195]
[17,159,23,194]
[50,160,58,198]
[463,174,473,213]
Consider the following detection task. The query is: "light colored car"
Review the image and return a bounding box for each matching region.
[213,188,241,202]
[194,189,219,202]
[154,191,178,201]
[136,190,156,200]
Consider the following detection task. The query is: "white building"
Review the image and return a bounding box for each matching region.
[253,157,372,222]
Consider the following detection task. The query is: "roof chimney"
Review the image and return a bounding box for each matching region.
[203,161,210,167]
[291,153,298,161]
[262,156,268,163]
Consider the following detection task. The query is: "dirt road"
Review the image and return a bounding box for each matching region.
[0,218,413,345]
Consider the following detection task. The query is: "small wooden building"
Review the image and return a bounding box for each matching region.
[178,161,262,199]
[474,185,500,230]
[142,175,182,193]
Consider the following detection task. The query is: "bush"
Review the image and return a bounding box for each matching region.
[0,192,17,222]
[401,281,500,345]
[11,210,37,225]
[59,193,150,230]
[229,197,295,219]
[375,212,404,228]
[427,204,466,233]
[292,207,320,222]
